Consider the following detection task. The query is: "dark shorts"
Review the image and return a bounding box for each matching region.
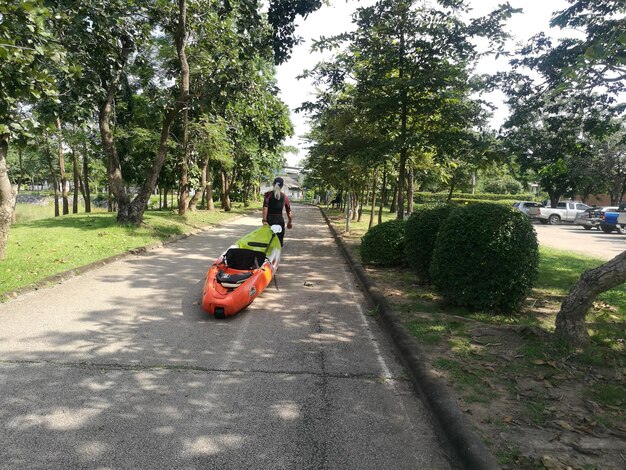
[266,214,285,246]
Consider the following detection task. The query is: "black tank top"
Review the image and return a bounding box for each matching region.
[264,191,291,215]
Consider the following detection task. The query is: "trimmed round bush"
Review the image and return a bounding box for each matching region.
[429,203,539,313]
[405,204,454,280]
[360,219,406,266]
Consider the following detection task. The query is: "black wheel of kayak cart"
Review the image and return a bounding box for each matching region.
[214,307,225,319]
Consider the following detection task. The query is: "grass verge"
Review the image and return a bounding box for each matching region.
[1,202,261,298]
[325,206,625,470]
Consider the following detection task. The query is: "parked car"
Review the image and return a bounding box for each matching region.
[600,204,626,234]
[574,206,618,230]
[512,201,543,217]
[528,201,590,224]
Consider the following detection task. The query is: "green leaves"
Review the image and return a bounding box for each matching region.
[584,44,606,59]
[0,1,67,141]
[303,0,512,201]
[548,0,626,92]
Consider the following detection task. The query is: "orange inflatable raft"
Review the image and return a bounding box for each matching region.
[202,225,282,318]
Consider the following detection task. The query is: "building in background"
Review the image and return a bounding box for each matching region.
[261,166,303,200]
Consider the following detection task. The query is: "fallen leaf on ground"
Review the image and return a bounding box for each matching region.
[542,455,562,470]
[555,420,575,431]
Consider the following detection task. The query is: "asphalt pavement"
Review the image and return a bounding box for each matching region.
[533,223,625,260]
[0,204,453,469]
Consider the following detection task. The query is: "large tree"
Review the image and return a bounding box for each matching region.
[536,0,626,345]
[99,0,320,223]
[0,0,63,258]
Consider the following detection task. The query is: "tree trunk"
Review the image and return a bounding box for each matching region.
[71,134,80,214]
[44,134,60,217]
[82,137,91,213]
[357,188,365,222]
[555,251,626,346]
[390,179,398,213]
[0,134,17,259]
[243,183,250,207]
[407,165,414,215]
[206,157,214,210]
[548,190,560,208]
[396,28,407,220]
[11,145,24,224]
[178,106,190,215]
[378,164,387,225]
[55,116,69,215]
[188,154,209,211]
[220,169,231,211]
[369,167,378,229]
[447,181,455,203]
[99,39,132,217]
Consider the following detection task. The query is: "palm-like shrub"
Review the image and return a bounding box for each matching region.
[430,203,539,312]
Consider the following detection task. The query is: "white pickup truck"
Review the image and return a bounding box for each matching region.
[528,201,590,225]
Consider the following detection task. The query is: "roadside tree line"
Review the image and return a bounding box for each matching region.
[0,0,323,258]
[301,0,626,220]
[301,0,625,346]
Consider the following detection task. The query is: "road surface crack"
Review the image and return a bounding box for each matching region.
[0,358,408,383]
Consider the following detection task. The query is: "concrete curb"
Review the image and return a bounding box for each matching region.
[3,214,252,302]
[320,208,500,470]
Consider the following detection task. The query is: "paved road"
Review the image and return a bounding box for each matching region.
[533,223,625,260]
[0,205,452,469]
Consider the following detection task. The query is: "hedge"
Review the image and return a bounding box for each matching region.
[360,219,406,266]
[415,192,538,204]
[429,203,539,313]
[405,204,454,280]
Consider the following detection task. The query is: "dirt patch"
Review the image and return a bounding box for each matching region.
[366,266,626,470]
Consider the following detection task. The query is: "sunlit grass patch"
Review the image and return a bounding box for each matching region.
[433,357,496,402]
[1,203,261,297]
[405,319,448,344]
[537,247,626,315]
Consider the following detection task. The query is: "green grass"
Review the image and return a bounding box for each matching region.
[324,204,399,237]
[405,320,448,344]
[14,202,110,223]
[327,206,626,336]
[537,247,626,309]
[326,206,624,467]
[524,398,549,426]
[1,202,261,297]
[586,383,626,409]
[432,357,496,403]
